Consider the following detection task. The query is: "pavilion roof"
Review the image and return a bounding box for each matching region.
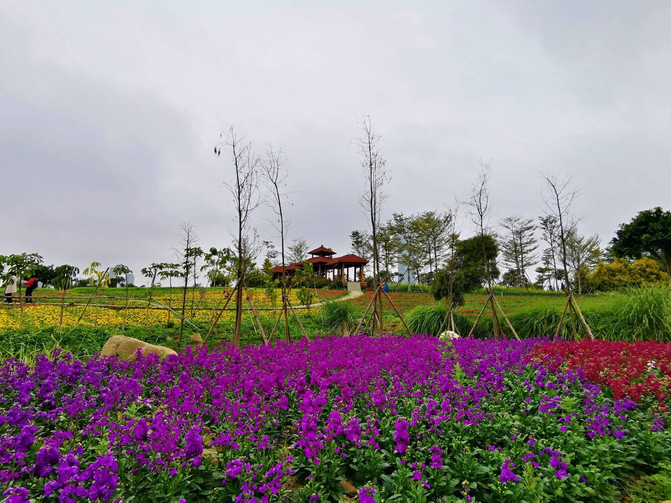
[271,265,300,274]
[308,245,335,256]
[330,254,368,265]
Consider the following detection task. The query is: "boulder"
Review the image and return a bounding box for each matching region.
[100,335,177,362]
[438,330,460,342]
[189,332,204,346]
[339,480,357,498]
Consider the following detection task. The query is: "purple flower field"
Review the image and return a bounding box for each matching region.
[1,335,669,502]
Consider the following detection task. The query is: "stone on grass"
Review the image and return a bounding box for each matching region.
[189,333,204,346]
[439,330,460,342]
[100,335,177,362]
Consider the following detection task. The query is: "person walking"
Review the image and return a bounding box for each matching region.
[25,276,38,303]
[4,275,17,304]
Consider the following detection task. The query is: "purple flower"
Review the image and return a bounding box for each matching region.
[15,424,37,453]
[2,486,30,503]
[556,469,569,479]
[393,418,410,454]
[499,458,519,484]
[345,418,362,443]
[358,486,376,503]
[184,429,204,458]
[429,445,444,469]
[34,446,60,477]
[132,419,149,441]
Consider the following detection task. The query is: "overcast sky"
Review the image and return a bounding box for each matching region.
[2,1,670,284]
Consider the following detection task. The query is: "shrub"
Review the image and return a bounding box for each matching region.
[599,286,671,341]
[405,304,470,336]
[321,300,359,334]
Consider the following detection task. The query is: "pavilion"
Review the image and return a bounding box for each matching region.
[271,245,368,283]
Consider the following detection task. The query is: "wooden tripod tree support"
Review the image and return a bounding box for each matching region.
[468,290,520,340]
[353,283,411,336]
[202,284,270,346]
[268,288,309,342]
[437,299,459,336]
[554,293,594,341]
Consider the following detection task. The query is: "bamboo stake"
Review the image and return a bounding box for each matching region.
[380,287,411,335]
[203,284,237,344]
[353,285,380,336]
[450,310,459,335]
[73,268,109,328]
[489,293,504,337]
[244,287,269,345]
[436,300,451,337]
[492,295,520,340]
[554,295,571,339]
[58,289,66,334]
[570,296,595,341]
[286,298,308,339]
[468,294,491,336]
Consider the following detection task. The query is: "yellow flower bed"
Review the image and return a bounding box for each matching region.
[0,301,318,330]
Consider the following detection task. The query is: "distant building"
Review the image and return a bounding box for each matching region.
[271,245,368,283]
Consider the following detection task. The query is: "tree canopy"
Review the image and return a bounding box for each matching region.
[610,207,671,278]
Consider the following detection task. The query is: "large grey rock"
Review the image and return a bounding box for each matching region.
[100,335,177,362]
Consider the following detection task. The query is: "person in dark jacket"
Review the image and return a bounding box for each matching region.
[25,276,38,304]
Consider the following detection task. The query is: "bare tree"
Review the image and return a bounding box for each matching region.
[542,175,576,292]
[358,116,389,333]
[466,162,519,338]
[542,175,594,340]
[215,127,262,348]
[261,145,292,341]
[177,223,198,344]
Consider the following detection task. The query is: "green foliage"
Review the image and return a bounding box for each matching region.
[623,463,671,502]
[611,206,671,277]
[1,252,44,282]
[82,261,110,287]
[598,286,671,341]
[589,257,668,291]
[432,235,499,305]
[405,304,470,336]
[296,288,315,311]
[390,283,430,292]
[321,300,359,334]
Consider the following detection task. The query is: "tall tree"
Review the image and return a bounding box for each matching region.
[261,145,292,341]
[358,116,389,332]
[390,213,421,290]
[350,230,372,262]
[499,215,539,289]
[412,211,453,281]
[215,127,262,348]
[468,162,498,288]
[377,222,400,282]
[287,238,308,264]
[432,234,499,306]
[538,215,561,291]
[53,265,79,291]
[201,247,232,287]
[177,223,197,344]
[543,175,594,340]
[563,227,602,294]
[611,207,671,280]
[542,176,576,292]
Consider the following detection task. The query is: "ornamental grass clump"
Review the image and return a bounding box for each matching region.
[0,336,670,501]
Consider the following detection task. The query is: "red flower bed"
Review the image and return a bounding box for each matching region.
[531,340,671,408]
